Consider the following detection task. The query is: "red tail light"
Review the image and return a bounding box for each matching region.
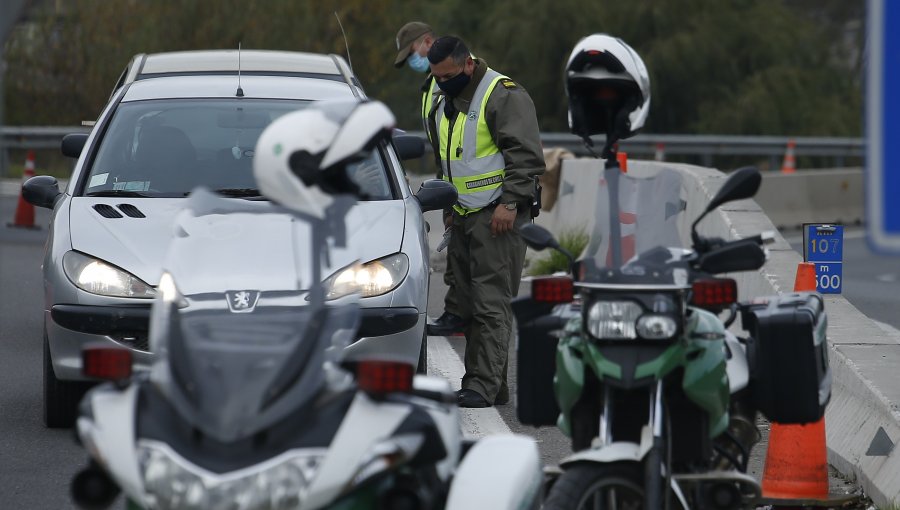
[82,346,133,381]
[532,276,574,303]
[357,360,414,395]
[691,278,738,307]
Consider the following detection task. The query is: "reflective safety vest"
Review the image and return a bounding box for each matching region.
[435,68,508,215]
[421,77,440,144]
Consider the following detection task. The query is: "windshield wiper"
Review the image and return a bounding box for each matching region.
[85,190,152,198]
[214,188,265,198]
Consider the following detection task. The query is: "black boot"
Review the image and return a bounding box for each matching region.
[426,312,466,336]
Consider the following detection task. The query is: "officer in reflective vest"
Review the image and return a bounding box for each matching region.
[393,22,466,338]
[426,36,546,408]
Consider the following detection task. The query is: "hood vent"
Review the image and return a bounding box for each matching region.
[117,204,146,218]
[93,204,123,218]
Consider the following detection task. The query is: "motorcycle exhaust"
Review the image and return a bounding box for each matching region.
[71,465,120,510]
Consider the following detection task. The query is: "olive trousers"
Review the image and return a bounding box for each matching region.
[448,206,528,404]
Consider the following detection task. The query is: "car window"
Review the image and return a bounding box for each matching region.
[81,98,395,201]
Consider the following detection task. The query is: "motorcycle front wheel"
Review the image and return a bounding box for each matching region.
[543,462,643,510]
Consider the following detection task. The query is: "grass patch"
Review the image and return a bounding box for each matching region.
[527,228,589,276]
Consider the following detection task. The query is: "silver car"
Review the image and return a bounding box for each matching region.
[23,50,454,427]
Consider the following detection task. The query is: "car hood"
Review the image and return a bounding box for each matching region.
[68,197,406,287]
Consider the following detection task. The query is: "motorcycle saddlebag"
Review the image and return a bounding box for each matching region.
[741,292,831,424]
[513,297,564,427]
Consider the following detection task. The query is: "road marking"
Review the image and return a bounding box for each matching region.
[427,335,513,438]
[876,273,897,283]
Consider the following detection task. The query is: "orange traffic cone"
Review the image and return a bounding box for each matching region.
[616,151,628,173]
[654,142,666,162]
[8,151,39,229]
[780,139,797,174]
[761,261,830,504]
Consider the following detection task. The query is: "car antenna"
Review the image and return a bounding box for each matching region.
[334,11,354,74]
[236,42,244,97]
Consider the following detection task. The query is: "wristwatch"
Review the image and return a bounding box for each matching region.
[503,202,517,211]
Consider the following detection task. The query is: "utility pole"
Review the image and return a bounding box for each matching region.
[1,0,29,177]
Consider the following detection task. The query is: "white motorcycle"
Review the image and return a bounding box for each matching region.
[70,101,541,510]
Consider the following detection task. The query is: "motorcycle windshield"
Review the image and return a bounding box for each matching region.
[577,164,690,282]
[149,188,361,442]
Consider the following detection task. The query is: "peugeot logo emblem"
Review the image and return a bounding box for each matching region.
[226,290,260,313]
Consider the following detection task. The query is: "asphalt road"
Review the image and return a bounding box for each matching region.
[0,194,888,507]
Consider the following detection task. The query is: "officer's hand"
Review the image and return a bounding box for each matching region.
[491,206,517,236]
[444,212,453,229]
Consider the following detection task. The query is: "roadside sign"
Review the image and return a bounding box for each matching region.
[804,224,843,294]
[866,0,900,254]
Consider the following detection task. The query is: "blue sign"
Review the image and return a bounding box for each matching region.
[805,224,843,294]
[866,0,900,254]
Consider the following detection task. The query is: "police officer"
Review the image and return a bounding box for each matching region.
[426,36,546,407]
[393,22,466,336]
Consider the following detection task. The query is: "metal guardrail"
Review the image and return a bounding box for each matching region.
[0,125,864,175]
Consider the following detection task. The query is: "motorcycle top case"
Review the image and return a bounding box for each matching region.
[741,292,831,424]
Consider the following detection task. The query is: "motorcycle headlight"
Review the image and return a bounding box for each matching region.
[63,251,156,298]
[138,440,325,510]
[586,300,642,340]
[636,314,678,339]
[323,254,409,300]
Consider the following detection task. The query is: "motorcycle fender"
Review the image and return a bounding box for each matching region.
[413,375,462,481]
[554,334,586,435]
[445,435,542,510]
[77,384,145,503]
[304,393,413,508]
[559,426,653,467]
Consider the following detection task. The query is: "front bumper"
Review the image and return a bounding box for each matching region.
[47,304,423,381]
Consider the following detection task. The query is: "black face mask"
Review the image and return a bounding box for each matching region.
[437,71,471,97]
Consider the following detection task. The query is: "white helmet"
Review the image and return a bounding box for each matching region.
[253,99,395,218]
[565,34,650,140]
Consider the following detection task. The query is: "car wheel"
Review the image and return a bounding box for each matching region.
[43,329,88,428]
[416,330,427,374]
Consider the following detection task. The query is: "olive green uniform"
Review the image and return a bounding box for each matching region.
[420,75,460,318]
[427,59,546,403]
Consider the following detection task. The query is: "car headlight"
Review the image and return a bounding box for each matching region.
[323,254,409,300]
[63,251,156,298]
[586,300,642,340]
[138,440,325,510]
[636,314,678,339]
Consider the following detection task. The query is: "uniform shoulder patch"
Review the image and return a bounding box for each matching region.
[500,78,517,89]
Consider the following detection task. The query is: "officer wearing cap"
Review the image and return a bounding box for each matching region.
[394,22,466,337]
[425,36,545,407]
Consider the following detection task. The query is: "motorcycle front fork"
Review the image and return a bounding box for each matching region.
[596,380,668,508]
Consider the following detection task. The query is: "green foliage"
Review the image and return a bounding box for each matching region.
[527,228,589,276]
[3,0,862,137]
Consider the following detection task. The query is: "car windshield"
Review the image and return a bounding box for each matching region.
[81,98,394,200]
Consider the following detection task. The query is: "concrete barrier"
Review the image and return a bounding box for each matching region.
[540,159,900,506]
[755,168,863,229]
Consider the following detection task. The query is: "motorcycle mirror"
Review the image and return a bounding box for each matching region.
[519,223,558,251]
[692,167,761,247]
[705,166,761,214]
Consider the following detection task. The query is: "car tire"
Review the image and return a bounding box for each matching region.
[43,330,88,428]
[416,330,427,374]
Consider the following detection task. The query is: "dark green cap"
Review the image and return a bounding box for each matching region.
[394,21,432,68]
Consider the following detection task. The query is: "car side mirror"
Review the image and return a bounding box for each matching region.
[393,135,426,161]
[23,175,62,209]
[415,179,456,212]
[61,133,89,158]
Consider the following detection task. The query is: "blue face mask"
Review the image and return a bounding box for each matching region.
[407,52,430,73]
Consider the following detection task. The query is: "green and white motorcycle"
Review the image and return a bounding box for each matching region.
[515,165,831,510]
